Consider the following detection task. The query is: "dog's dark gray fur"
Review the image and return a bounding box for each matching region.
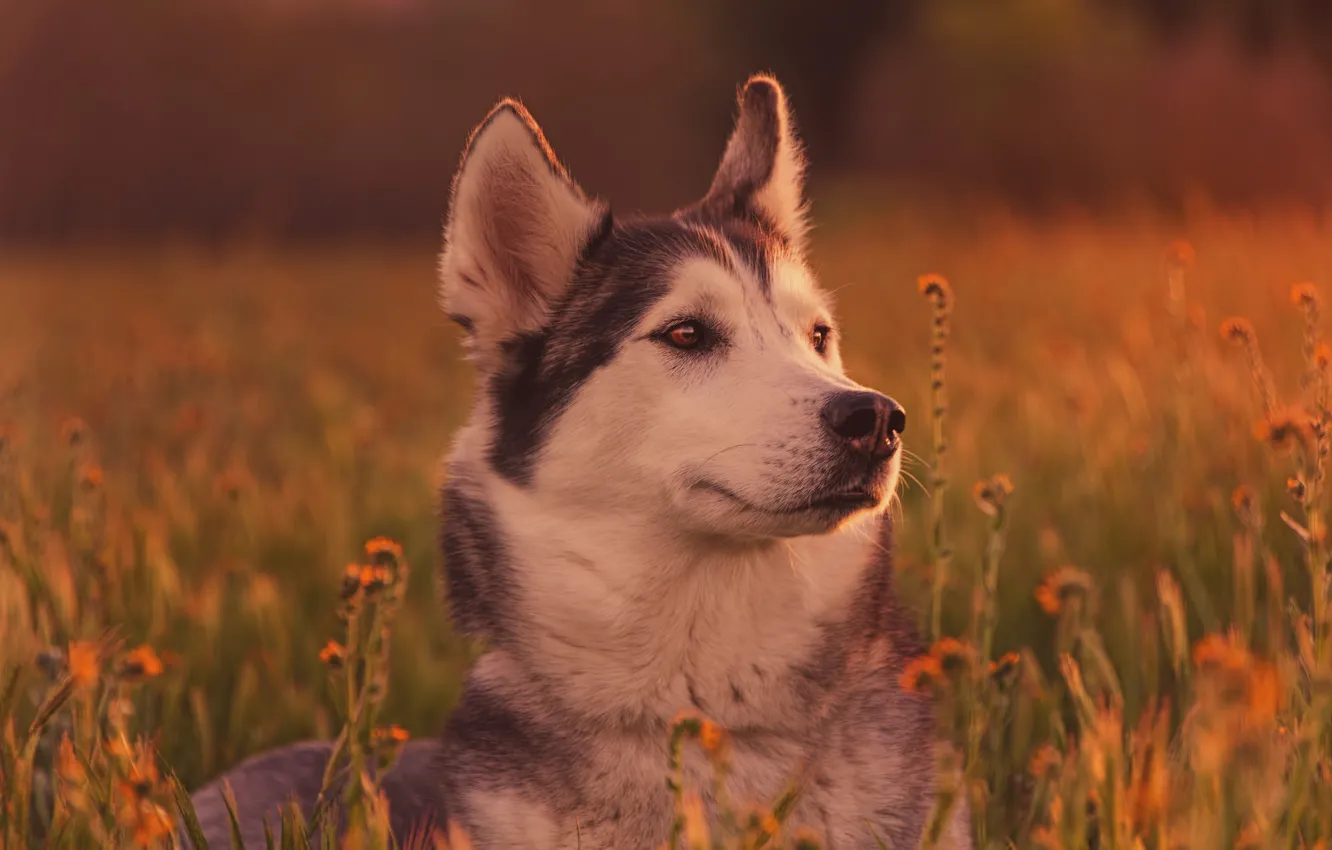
[187,75,971,850]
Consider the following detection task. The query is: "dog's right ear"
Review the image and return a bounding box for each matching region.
[438,100,609,369]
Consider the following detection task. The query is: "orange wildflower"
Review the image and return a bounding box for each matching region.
[1317,343,1332,369]
[1219,317,1257,345]
[972,474,1014,515]
[1029,743,1061,780]
[341,562,362,597]
[1230,484,1257,517]
[104,736,135,761]
[365,536,404,563]
[698,719,725,754]
[79,463,104,489]
[1244,662,1281,725]
[120,645,164,679]
[1166,239,1196,266]
[1291,282,1322,309]
[68,641,100,689]
[929,636,974,673]
[342,562,393,597]
[372,725,411,745]
[56,734,86,785]
[1253,406,1317,452]
[917,273,953,308]
[988,651,1021,681]
[119,797,173,848]
[1035,583,1061,616]
[1192,633,1249,671]
[899,654,942,694]
[1035,565,1095,618]
[319,639,346,669]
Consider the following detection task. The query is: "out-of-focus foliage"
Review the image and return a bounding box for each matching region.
[7,0,1332,241]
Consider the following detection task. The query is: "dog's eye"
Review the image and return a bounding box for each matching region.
[811,324,832,355]
[663,321,706,350]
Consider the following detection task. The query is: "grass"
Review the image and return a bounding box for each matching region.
[2,197,1332,847]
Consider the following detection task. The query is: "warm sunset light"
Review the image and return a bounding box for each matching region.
[3,2,1332,848]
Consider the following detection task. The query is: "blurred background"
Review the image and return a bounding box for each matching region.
[7,0,1332,243]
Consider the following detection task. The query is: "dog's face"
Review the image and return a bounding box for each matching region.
[439,76,904,541]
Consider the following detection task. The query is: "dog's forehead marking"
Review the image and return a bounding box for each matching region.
[640,233,823,354]
[487,217,771,485]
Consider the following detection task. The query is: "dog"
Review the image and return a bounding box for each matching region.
[187,74,972,850]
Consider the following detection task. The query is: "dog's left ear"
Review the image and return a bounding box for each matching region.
[688,74,809,249]
[439,99,609,370]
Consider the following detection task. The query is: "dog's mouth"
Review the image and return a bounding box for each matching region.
[692,481,884,517]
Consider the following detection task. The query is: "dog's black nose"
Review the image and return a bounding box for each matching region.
[821,391,905,458]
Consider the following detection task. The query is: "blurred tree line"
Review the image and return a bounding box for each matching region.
[4,0,1332,242]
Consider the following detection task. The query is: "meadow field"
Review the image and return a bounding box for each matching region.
[2,197,1332,848]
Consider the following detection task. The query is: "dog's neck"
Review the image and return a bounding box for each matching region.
[443,452,891,733]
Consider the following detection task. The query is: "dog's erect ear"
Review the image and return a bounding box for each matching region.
[689,74,808,249]
[439,99,609,367]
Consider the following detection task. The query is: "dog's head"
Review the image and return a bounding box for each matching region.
[439,75,904,541]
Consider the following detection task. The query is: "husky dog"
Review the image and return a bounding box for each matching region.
[188,74,971,850]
